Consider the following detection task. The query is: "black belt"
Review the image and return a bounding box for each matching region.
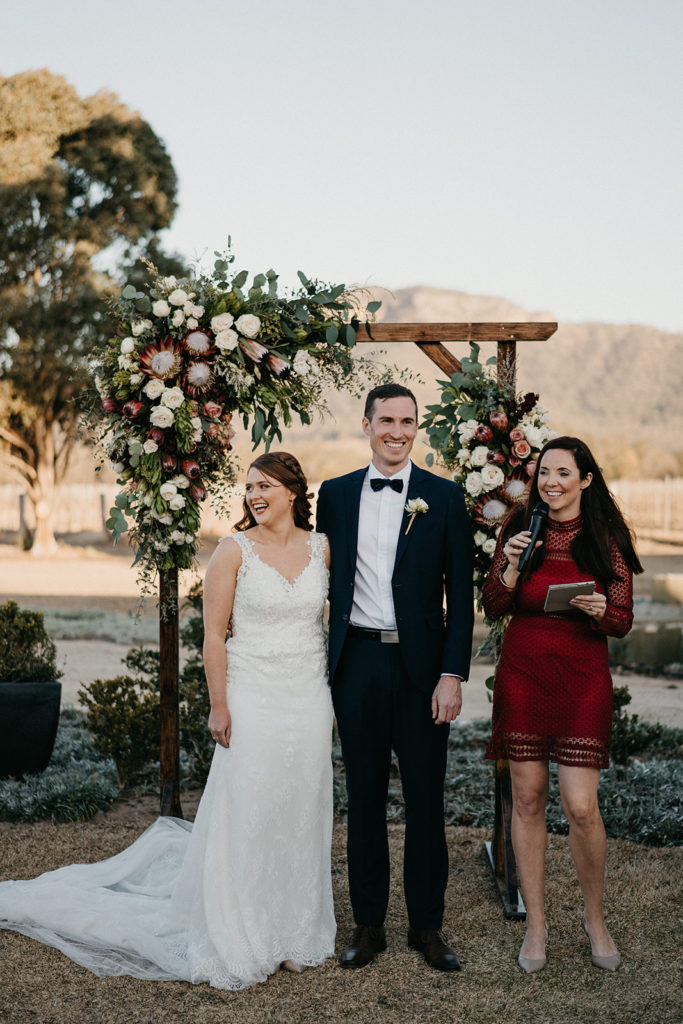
[347,623,400,644]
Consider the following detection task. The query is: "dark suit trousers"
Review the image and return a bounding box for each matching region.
[333,632,450,930]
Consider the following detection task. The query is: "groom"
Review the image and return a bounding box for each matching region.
[316,383,474,972]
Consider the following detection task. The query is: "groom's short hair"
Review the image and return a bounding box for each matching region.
[364,383,418,421]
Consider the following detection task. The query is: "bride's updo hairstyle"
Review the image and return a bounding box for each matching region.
[234,451,314,532]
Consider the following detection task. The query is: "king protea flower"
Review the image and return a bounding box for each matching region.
[473,494,509,526]
[101,396,119,413]
[266,353,290,376]
[184,361,213,395]
[183,329,213,356]
[139,338,182,379]
[239,338,268,362]
[161,454,177,473]
[190,481,207,502]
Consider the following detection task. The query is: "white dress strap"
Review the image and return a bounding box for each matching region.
[229,531,255,561]
[309,531,328,562]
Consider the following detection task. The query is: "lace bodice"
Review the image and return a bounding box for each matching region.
[226,530,329,671]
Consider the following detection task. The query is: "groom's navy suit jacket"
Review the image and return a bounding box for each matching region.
[317,464,474,693]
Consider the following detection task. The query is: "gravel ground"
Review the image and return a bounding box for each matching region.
[0,820,681,1024]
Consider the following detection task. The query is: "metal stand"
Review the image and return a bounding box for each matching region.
[484,759,525,918]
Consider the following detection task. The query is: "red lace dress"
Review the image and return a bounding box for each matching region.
[482,515,633,768]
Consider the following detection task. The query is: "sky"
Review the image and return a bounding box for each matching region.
[2,0,682,332]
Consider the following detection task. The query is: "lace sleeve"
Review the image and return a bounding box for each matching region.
[594,539,634,638]
[482,529,517,620]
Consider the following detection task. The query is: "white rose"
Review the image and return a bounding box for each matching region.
[191,304,204,318]
[292,351,311,376]
[159,482,178,500]
[185,533,194,544]
[474,530,488,547]
[482,538,497,555]
[157,513,173,525]
[471,445,489,467]
[143,439,159,454]
[163,276,177,289]
[131,319,152,336]
[172,309,185,327]
[152,300,171,318]
[150,405,175,428]
[169,493,186,510]
[480,464,505,490]
[186,317,199,329]
[211,312,234,333]
[118,354,133,370]
[120,337,135,354]
[235,313,261,338]
[161,386,185,409]
[170,530,186,545]
[129,373,143,386]
[144,378,166,400]
[215,328,239,352]
[456,449,471,466]
[465,472,484,497]
[170,474,191,489]
[168,288,189,307]
[523,425,545,449]
[143,493,154,506]
[190,416,202,430]
[154,540,170,552]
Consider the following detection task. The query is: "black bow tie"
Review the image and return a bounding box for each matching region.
[370,477,403,493]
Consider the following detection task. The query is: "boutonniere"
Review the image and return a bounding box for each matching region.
[404,497,429,535]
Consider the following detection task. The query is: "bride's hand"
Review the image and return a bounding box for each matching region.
[208,706,232,747]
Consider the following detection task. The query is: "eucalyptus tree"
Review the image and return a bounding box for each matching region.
[0,69,183,553]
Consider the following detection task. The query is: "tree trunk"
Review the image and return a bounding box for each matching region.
[30,421,58,557]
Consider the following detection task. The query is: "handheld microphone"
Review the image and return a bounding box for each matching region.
[517,500,549,573]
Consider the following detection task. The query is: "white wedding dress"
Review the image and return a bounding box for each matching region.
[0,531,335,990]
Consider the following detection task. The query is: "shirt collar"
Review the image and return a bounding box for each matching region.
[366,460,413,485]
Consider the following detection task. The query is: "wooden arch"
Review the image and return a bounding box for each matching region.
[158,318,558,919]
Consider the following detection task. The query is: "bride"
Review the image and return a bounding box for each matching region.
[0,452,336,990]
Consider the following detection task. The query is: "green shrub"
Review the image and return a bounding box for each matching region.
[0,600,62,682]
[610,684,671,764]
[78,582,213,786]
[0,709,118,822]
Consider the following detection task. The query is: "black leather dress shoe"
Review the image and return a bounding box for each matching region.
[408,929,461,971]
[339,925,387,968]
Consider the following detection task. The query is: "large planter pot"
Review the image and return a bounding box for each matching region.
[0,681,62,778]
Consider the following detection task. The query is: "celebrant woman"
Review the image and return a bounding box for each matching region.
[0,452,335,990]
[483,436,642,975]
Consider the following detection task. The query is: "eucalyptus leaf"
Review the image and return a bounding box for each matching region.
[253,273,266,288]
[345,324,356,347]
[121,284,137,300]
[367,300,382,314]
[326,324,339,344]
[297,270,311,288]
[233,270,248,288]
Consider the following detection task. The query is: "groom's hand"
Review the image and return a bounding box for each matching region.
[431,675,463,724]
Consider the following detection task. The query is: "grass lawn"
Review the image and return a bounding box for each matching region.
[0,820,681,1024]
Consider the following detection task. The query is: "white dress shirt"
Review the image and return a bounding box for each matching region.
[350,461,412,630]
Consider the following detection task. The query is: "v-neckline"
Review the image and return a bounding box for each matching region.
[245,533,314,588]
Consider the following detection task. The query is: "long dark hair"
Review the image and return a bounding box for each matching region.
[234,451,313,532]
[502,436,643,584]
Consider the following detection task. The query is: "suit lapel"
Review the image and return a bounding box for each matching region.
[344,469,366,578]
[393,464,430,572]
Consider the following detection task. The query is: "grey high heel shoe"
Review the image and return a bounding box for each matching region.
[517,926,547,974]
[583,912,621,971]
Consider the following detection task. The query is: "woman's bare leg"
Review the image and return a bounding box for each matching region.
[509,760,550,960]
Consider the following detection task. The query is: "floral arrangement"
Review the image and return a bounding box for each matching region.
[90,247,385,584]
[423,344,556,600]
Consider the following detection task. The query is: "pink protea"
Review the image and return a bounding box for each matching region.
[147,427,165,444]
[266,353,290,376]
[182,329,213,357]
[161,454,177,473]
[204,423,219,440]
[190,481,207,502]
[474,424,494,443]
[486,451,505,465]
[473,492,511,527]
[181,458,201,479]
[101,396,119,413]
[239,338,268,363]
[489,410,508,431]
[122,400,145,418]
[139,337,183,380]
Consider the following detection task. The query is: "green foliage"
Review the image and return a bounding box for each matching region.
[78,673,160,787]
[333,718,683,846]
[609,684,677,765]
[0,600,62,682]
[0,709,118,822]
[78,582,212,786]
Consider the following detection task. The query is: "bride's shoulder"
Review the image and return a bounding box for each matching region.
[212,533,246,565]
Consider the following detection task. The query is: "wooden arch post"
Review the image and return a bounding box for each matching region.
[357,320,558,918]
